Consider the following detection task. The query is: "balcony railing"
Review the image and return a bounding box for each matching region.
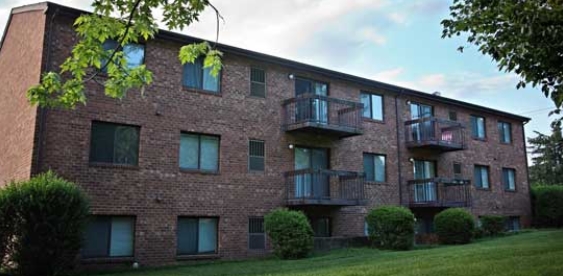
[284,169,366,206]
[282,94,364,138]
[407,177,471,207]
[405,117,465,152]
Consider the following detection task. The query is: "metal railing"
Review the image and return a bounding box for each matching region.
[408,177,471,207]
[405,117,465,150]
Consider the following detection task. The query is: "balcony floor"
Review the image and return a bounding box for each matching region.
[287,198,367,206]
[284,121,363,138]
[406,140,464,152]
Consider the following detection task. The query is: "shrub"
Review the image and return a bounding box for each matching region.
[264,208,313,259]
[531,185,563,227]
[0,171,90,276]
[434,208,475,244]
[480,215,506,236]
[366,206,415,250]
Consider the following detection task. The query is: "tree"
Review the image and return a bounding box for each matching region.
[528,124,563,185]
[441,0,563,109]
[27,0,223,109]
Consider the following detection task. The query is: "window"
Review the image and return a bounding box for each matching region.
[453,162,462,178]
[250,68,266,97]
[248,140,265,172]
[89,121,140,165]
[470,115,486,139]
[182,57,220,92]
[102,40,145,71]
[248,217,265,250]
[363,153,386,182]
[498,121,512,143]
[360,92,383,120]
[311,218,330,237]
[505,216,520,231]
[503,168,516,191]
[179,133,220,172]
[177,217,218,255]
[410,102,434,119]
[82,216,135,258]
[449,111,458,121]
[474,165,490,189]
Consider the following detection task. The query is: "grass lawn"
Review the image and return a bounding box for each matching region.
[96,230,563,276]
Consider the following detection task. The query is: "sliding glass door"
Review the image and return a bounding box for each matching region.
[295,78,328,124]
[410,103,434,141]
[294,147,329,198]
[413,160,437,202]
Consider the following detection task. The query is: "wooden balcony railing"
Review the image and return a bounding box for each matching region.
[407,178,471,207]
[405,117,465,152]
[282,94,364,138]
[284,169,366,206]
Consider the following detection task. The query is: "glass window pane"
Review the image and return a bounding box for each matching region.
[109,217,135,257]
[374,155,386,182]
[360,93,371,118]
[177,218,198,255]
[179,134,199,169]
[371,94,383,120]
[83,217,110,258]
[113,125,139,165]
[90,122,115,163]
[474,166,482,188]
[363,154,374,182]
[477,117,485,138]
[248,218,265,250]
[249,140,265,171]
[182,61,202,88]
[200,136,219,171]
[123,43,145,69]
[198,218,217,253]
[295,78,311,96]
[203,66,219,92]
[481,167,489,188]
[410,103,420,119]
[251,82,265,97]
[250,68,265,83]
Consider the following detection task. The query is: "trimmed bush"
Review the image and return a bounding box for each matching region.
[531,185,563,227]
[480,215,506,236]
[264,208,313,259]
[0,171,90,276]
[366,206,415,250]
[434,208,475,244]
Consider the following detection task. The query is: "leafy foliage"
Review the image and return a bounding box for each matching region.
[531,185,563,227]
[0,171,90,276]
[442,0,563,109]
[434,208,475,244]
[264,208,314,259]
[366,206,415,250]
[27,0,222,109]
[529,124,563,185]
[480,215,506,236]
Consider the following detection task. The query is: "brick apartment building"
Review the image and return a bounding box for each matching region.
[0,2,531,268]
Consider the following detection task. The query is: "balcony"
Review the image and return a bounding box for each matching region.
[282,94,364,138]
[405,117,465,152]
[284,169,366,206]
[407,178,471,207]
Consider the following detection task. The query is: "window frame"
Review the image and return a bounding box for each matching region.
[100,39,146,72]
[453,162,462,179]
[360,91,384,121]
[248,217,266,250]
[498,121,512,144]
[181,57,222,94]
[449,110,458,121]
[248,139,265,173]
[179,132,221,173]
[82,215,136,259]
[89,121,141,166]
[176,216,219,256]
[470,115,487,140]
[502,167,517,191]
[474,164,491,190]
[363,153,387,183]
[310,217,331,237]
[249,67,266,98]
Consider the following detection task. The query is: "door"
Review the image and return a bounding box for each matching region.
[413,160,437,202]
[294,147,329,198]
[295,78,328,124]
[410,103,434,141]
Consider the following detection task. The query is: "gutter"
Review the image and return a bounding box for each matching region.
[395,90,404,206]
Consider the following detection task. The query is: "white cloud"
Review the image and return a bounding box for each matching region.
[373,67,403,82]
[357,27,386,46]
[388,12,406,25]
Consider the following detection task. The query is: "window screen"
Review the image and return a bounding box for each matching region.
[250,68,266,97]
[248,217,265,250]
[249,140,265,172]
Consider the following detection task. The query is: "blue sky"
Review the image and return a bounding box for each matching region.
[0,0,556,145]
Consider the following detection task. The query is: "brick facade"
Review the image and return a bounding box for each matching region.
[0,2,531,269]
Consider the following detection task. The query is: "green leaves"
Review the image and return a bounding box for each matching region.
[27,0,222,109]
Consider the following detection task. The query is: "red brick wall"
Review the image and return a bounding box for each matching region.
[0,8,45,185]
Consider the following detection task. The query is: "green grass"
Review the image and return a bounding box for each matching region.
[97,230,563,276]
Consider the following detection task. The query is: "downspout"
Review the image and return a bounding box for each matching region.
[395,90,404,206]
[35,6,58,175]
[522,120,532,226]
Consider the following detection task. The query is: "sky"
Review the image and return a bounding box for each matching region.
[0,0,556,150]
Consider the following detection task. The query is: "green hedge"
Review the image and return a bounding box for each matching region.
[366,206,415,250]
[0,171,90,276]
[434,208,475,244]
[480,215,506,236]
[532,185,563,227]
[264,208,313,259]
